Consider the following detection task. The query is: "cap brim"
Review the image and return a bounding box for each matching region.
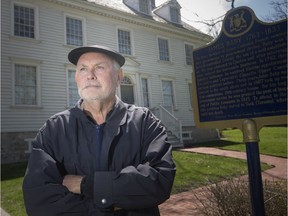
[68,45,125,67]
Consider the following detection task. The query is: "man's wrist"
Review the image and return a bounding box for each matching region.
[80,174,94,198]
[80,175,87,194]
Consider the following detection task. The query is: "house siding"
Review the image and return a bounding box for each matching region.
[1,0,216,163]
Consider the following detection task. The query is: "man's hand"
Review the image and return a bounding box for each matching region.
[62,175,83,194]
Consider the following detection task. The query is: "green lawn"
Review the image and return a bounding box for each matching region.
[190,126,287,158]
[1,162,27,216]
[1,126,286,215]
[172,151,271,194]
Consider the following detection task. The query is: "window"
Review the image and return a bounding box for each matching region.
[141,78,150,107]
[158,38,170,61]
[121,76,134,104]
[170,7,180,23]
[185,44,194,65]
[139,0,149,14]
[66,17,83,46]
[13,4,35,38]
[67,69,79,107]
[188,82,193,107]
[14,64,38,105]
[162,80,174,107]
[118,29,131,55]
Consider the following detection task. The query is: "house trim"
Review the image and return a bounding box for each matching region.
[42,0,211,42]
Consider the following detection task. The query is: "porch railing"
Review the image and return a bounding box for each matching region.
[158,105,183,144]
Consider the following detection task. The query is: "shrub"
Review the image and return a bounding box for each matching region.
[194,179,287,216]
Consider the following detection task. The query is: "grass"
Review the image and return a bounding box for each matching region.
[1,126,286,215]
[172,151,271,194]
[189,126,287,158]
[1,162,27,216]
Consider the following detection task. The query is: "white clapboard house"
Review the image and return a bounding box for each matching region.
[1,0,219,163]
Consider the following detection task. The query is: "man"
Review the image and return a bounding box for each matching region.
[22,45,176,216]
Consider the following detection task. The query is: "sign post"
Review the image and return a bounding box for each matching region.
[242,119,265,216]
[192,6,287,215]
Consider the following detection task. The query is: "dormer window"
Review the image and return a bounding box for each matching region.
[170,7,180,23]
[139,0,150,15]
[124,0,152,16]
[153,0,182,25]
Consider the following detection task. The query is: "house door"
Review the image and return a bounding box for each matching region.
[121,76,134,104]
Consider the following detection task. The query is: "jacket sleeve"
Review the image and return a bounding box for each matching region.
[22,129,87,216]
[91,111,176,210]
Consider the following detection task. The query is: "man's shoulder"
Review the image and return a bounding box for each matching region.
[50,108,73,119]
[48,107,83,123]
[125,103,150,114]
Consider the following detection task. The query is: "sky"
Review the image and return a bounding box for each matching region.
[156,0,283,34]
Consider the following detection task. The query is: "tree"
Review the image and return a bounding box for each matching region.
[263,0,287,21]
[195,0,235,38]
[197,0,287,38]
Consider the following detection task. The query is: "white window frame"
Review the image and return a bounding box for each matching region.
[157,36,171,62]
[66,67,79,107]
[11,1,39,40]
[117,27,134,56]
[184,43,194,66]
[64,13,86,46]
[11,58,42,107]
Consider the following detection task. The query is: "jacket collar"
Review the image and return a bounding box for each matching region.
[73,97,128,135]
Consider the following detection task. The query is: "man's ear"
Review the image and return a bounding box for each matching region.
[117,69,123,86]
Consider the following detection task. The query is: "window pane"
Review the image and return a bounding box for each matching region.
[121,76,134,104]
[118,29,131,55]
[158,38,169,61]
[188,83,193,107]
[121,85,134,104]
[14,4,35,38]
[170,7,179,23]
[121,76,133,85]
[15,64,37,105]
[139,0,149,14]
[163,95,173,106]
[66,17,83,46]
[162,80,174,106]
[141,78,149,107]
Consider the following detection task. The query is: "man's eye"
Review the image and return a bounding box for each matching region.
[96,66,104,70]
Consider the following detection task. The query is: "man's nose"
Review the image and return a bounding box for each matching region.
[87,68,97,80]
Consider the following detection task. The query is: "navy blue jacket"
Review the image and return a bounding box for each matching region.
[23,98,176,215]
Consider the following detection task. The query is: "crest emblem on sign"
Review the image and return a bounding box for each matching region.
[223,7,253,37]
[229,11,247,32]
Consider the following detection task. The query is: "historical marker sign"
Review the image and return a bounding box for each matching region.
[192,6,287,130]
